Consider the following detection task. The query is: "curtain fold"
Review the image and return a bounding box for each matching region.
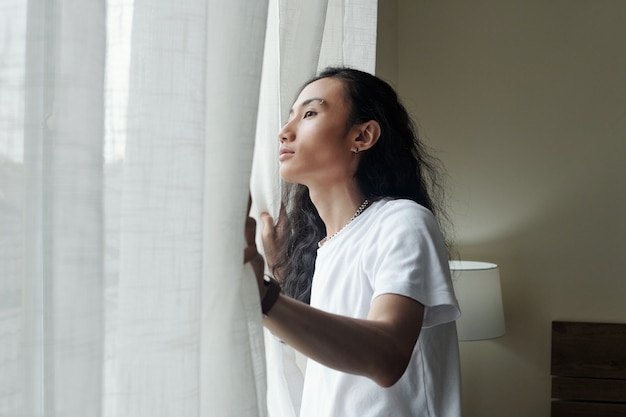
[21,1,106,415]
[110,1,208,414]
[108,0,269,416]
[201,2,269,416]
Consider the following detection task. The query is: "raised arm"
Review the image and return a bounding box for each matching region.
[253,210,424,388]
[264,291,423,387]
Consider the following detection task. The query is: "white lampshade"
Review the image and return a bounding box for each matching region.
[449,260,506,341]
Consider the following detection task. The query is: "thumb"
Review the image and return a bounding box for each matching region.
[260,212,275,236]
[259,211,279,270]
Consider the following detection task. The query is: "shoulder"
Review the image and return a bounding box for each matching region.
[369,198,438,231]
[372,198,433,216]
[364,198,449,257]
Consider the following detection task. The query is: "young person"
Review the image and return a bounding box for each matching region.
[244,67,461,417]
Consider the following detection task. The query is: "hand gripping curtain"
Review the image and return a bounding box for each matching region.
[1,0,268,416]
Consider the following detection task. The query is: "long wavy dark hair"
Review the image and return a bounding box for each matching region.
[273,67,451,304]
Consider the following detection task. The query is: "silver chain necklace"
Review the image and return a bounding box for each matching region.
[318,199,370,248]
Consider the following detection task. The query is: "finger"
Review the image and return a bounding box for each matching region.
[243,247,265,283]
[243,245,259,264]
[260,212,277,243]
[251,253,264,281]
[259,212,274,230]
[277,203,288,233]
[245,216,257,246]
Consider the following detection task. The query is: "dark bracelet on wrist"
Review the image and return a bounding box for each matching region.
[261,274,281,316]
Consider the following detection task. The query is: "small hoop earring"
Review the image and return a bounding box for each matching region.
[353,147,359,154]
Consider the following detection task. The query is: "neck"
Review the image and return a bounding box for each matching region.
[308,184,366,237]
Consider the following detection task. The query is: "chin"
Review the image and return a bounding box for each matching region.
[278,175,303,187]
[279,167,312,187]
[278,167,295,184]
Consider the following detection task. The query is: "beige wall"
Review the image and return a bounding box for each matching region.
[378,1,626,416]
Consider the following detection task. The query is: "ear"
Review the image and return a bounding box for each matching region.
[352,120,381,152]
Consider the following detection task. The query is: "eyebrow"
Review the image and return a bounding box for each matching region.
[289,98,325,115]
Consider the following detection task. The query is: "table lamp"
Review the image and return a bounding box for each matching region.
[449,260,506,341]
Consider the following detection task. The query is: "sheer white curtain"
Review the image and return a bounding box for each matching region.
[107,1,268,416]
[0,0,376,416]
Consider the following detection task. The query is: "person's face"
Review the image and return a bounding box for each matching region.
[278,77,358,187]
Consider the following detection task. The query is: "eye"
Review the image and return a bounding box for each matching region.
[303,110,316,118]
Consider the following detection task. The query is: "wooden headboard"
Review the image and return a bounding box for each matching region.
[551,321,626,417]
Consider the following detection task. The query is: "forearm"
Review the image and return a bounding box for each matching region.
[263,294,420,387]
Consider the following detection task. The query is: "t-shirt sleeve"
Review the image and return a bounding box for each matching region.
[364,201,460,328]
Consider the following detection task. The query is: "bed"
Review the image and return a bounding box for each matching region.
[551,321,626,417]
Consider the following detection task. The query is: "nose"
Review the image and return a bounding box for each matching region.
[278,119,295,143]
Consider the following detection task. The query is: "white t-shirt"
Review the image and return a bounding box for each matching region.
[299,198,461,417]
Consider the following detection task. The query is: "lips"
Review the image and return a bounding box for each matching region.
[279,147,294,161]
